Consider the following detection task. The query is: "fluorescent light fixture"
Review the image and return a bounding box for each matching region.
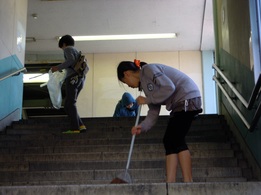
[57,33,177,41]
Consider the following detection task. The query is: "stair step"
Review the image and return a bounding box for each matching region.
[0,135,229,148]
[4,125,228,136]
[0,157,240,172]
[0,149,235,162]
[0,142,232,155]
[0,167,244,183]
[11,114,224,124]
[2,182,260,195]
[0,177,248,186]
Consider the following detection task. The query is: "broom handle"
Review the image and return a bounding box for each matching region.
[125,105,141,171]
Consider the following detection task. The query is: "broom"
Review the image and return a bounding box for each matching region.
[110,105,142,184]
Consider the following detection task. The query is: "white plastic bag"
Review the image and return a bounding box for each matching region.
[47,69,67,109]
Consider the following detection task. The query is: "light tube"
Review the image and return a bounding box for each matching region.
[57,33,177,41]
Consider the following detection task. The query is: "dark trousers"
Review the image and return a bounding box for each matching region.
[163,110,199,155]
[64,75,85,130]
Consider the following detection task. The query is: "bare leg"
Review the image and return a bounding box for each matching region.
[178,150,193,182]
[166,154,178,182]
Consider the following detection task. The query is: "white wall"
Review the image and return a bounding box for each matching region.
[202,51,217,114]
[0,0,27,130]
[77,51,204,117]
[0,0,27,62]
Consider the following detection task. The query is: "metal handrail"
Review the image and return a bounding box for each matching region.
[213,64,261,131]
[0,67,27,82]
[213,64,248,107]
[213,76,251,129]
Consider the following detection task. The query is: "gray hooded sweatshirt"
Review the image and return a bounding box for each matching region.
[139,63,201,132]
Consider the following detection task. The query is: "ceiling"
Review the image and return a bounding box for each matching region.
[25,0,215,54]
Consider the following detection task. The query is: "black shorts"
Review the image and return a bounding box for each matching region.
[163,110,200,155]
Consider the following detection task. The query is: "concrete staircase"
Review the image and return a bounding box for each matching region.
[0,114,260,195]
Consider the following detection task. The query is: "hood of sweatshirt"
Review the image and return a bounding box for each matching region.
[121,92,135,107]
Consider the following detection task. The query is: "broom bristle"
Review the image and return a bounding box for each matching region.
[110,177,128,184]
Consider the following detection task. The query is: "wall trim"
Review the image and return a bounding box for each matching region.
[221,104,261,181]
[0,109,20,131]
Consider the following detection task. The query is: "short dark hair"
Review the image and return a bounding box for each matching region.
[58,35,75,48]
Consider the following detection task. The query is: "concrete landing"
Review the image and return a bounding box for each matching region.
[0,182,261,195]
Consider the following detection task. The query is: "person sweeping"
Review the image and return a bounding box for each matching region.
[116,59,202,183]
